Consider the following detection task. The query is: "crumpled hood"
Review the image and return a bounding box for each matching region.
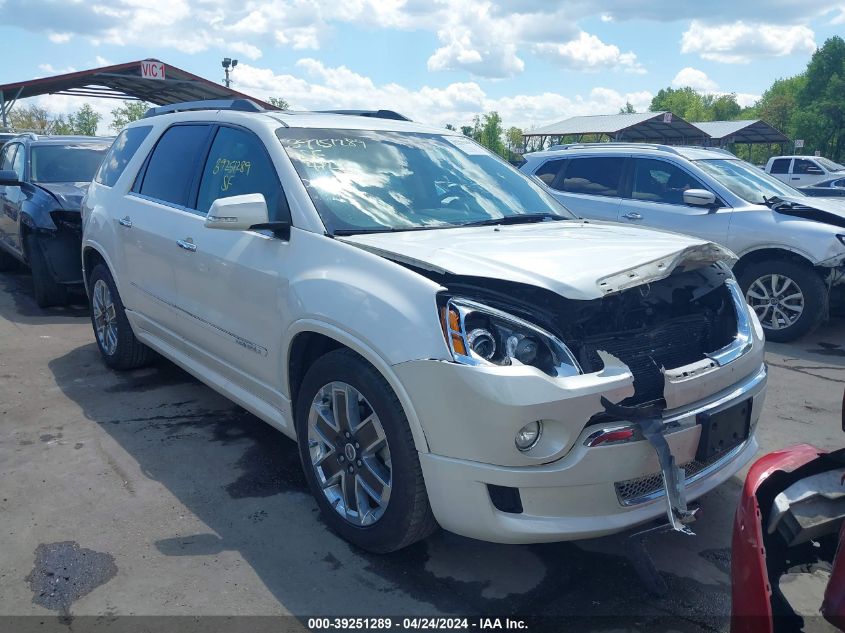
[338,220,736,300]
[773,195,845,229]
[36,182,88,212]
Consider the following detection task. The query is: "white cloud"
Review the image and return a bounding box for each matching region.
[37,63,76,75]
[94,55,113,66]
[671,67,719,92]
[681,20,816,63]
[47,32,72,43]
[232,60,652,131]
[533,31,644,73]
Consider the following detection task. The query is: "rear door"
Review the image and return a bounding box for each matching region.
[539,155,625,221]
[618,157,732,245]
[170,124,292,403]
[0,143,18,252]
[0,143,26,255]
[119,124,214,338]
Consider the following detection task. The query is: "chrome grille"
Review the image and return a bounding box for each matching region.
[614,447,735,505]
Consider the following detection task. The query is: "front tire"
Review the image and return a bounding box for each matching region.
[295,349,437,553]
[737,259,827,342]
[25,234,68,308]
[88,263,154,370]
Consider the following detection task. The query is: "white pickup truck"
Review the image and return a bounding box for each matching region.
[766,155,845,187]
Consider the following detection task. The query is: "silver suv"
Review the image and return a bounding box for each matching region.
[521,144,845,342]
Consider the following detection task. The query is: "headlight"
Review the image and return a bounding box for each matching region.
[440,297,581,377]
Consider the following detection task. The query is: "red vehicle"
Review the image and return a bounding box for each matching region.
[732,388,845,632]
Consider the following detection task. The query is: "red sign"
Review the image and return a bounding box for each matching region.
[141,61,165,80]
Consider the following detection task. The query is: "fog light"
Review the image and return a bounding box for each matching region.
[515,421,542,451]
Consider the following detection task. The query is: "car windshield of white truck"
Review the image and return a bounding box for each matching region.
[31,143,110,183]
[816,157,845,172]
[277,128,574,234]
[696,158,803,205]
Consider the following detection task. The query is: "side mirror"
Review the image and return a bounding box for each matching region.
[683,189,717,207]
[204,193,290,239]
[0,169,21,186]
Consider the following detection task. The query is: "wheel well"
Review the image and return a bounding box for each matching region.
[83,247,106,286]
[734,249,818,279]
[288,332,344,405]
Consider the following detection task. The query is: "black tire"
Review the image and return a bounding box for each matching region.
[25,234,68,307]
[88,263,154,370]
[737,259,827,343]
[0,247,19,271]
[295,348,438,553]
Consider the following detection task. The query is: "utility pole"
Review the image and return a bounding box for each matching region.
[221,58,238,88]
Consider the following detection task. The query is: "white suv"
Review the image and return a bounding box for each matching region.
[82,101,767,551]
[521,144,845,342]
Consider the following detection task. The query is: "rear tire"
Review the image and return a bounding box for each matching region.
[88,263,154,370]
[737,259,827,342]
[25,234,68,308]
[295,348,437,553]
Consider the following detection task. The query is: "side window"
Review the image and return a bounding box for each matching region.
[95,125,153,187]
[196,126,290,221]
[793,159,817,175]
[0,143,16,171]
[560,157,624,197]
[534,159,566,187]
[138,125,212,208]
[770,158,790,174]
[11,144,25,180]
[631,159,707,205]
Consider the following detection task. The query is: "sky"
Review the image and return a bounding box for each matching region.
[0,0,844,134]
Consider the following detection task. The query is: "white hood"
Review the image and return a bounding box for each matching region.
[338,220,736,300]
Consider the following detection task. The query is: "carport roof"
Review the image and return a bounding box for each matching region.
[523,111,705,142]
[690,119,789,144]
[0,59,275,109]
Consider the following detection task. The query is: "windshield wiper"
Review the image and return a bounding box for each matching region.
[457,212,567,228]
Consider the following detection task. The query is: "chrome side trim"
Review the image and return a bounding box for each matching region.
[707,278,753,366]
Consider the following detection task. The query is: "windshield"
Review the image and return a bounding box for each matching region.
[31,143,110,183]
[695,158,803,204]
[817,157,845,172]
[276,128,574,234]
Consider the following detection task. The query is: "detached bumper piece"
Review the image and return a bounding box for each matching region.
[35,222,83,285]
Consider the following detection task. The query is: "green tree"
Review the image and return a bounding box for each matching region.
[619,101,636,114]
[650,87,708,120]
[9,104,52,132]
[110,100,149,132]
[794,36,845,160]
[476,112,506,157]
[505,126,524,154]
[710,94,742,121]
[459,125,473,137]
[268,96,290,110]
[445,123,456,131]
[757,76,803,134]
[66,104,101,136]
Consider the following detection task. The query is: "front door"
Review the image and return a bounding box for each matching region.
[618,157,732,246]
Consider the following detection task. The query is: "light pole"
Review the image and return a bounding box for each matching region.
[222,58,238,88]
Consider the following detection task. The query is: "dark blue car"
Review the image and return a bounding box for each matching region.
[800,176,845,198]
[0,134,110,306]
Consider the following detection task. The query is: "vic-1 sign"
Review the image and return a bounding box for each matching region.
[141,61,165,80]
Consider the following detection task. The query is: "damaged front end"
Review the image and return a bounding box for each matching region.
[29,210,84,285]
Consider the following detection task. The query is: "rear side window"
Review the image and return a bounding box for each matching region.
[534,159,566,187]
[770,158,790,174]
[560,157,624,197]
[631,159,707,205]
[196,126,290,220]
[138,125,211,207]
[95,126,152,187]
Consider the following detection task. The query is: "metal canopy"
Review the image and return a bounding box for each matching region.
[691,119,789,144]
[524,111,706,143]
[0,59,276,126]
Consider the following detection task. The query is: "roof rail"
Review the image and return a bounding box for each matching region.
[316,109,412,121]
[546,142,683,155]
[143,99,264,118]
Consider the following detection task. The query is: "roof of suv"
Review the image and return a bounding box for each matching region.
[6,133,113,146]
[525,143,733,162]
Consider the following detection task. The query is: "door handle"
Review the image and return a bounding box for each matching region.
[176,239,197,252]
[791,177,799,180]
[622,212,643,221]
[118,216,132,228]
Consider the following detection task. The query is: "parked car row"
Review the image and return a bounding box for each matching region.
[0,101,841,558]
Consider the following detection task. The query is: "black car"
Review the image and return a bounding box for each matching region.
[0,134,110,306]
[799,176,845,198]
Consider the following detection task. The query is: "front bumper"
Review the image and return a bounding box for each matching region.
[415,364,765,543]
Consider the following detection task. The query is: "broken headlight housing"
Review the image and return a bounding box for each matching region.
[440,298,581,377]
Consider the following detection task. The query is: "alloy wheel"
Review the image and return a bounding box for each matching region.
[92,279,118,355]
[307,381,392,526]
[745,273,805,331]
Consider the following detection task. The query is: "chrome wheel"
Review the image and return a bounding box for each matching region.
[745,273,805,331]
[92,279,118,356]
[307,381,392,526]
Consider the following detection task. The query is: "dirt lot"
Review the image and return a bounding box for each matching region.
[1,268,844,632]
